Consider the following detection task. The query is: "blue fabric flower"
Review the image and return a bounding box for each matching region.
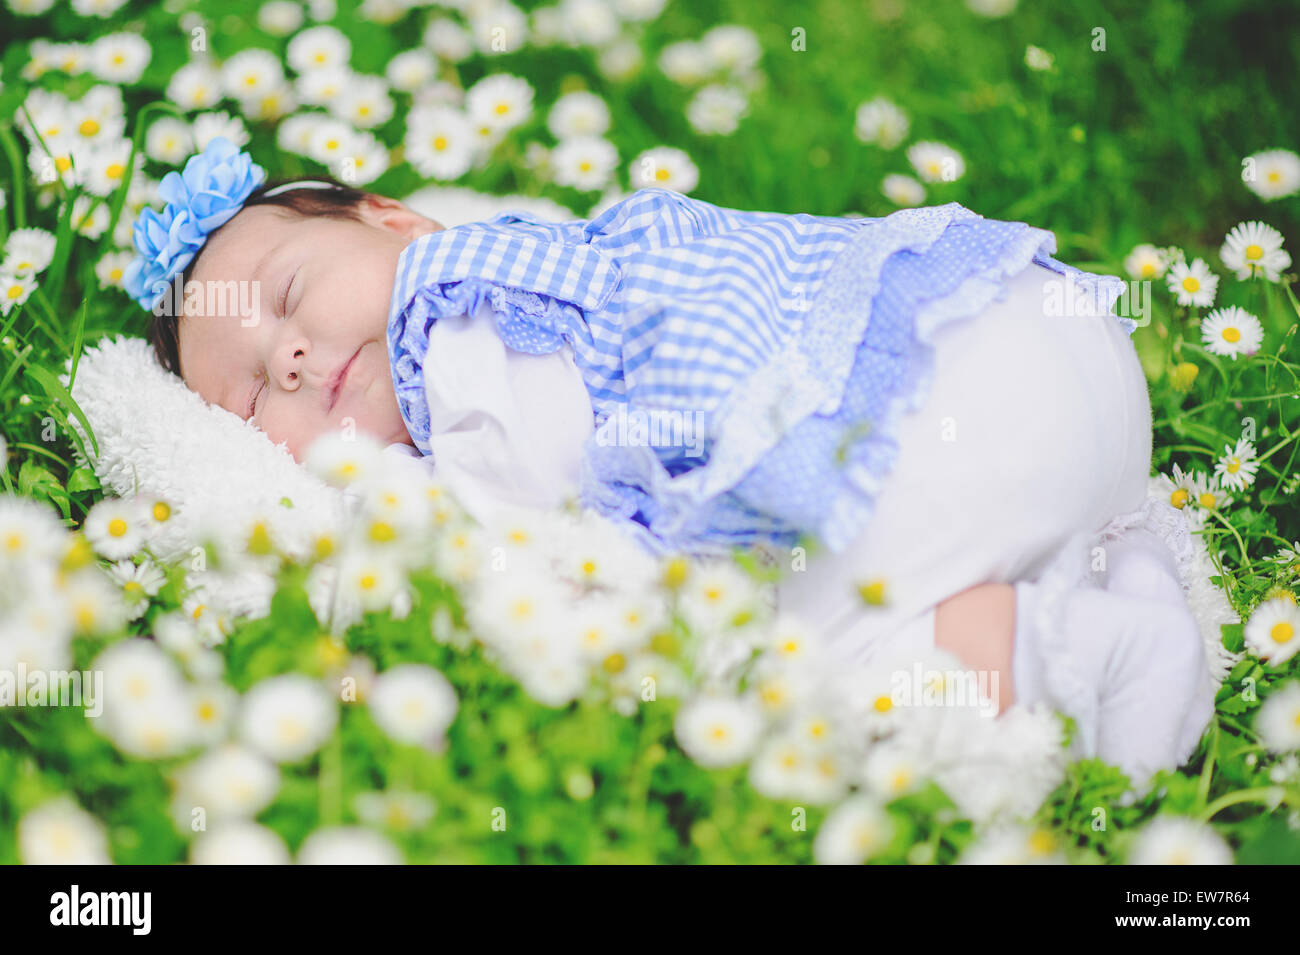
[123,137,266,312]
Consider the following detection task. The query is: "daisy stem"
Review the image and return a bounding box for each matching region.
[1198,785,1286,822]
[0,123,26,232]
[1195,722,1218,807]
[1204,509,1253,579]
[319,729,344,827]
[1257,425,1300,465]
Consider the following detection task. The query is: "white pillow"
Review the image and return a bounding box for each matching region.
[60,188,577,618]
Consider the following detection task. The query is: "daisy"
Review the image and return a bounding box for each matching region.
[1124,243,1168,280]
[172,743,280,821]
[1242,149,1300,201]
[82,138,139,198]
[1220,220,1291,281]
[82,496,147,560]
[96,248,134,289]
[191,822,291,865]
[166,60,223,111]
[18,799,111,865]
[106,557,165,614]
[560,0,621,47]
[3,228,56,276]
[597,39,644,82]
[336,545,406,613]
[1187,469,1232,516]
[295,65,351,107]
[748,732,808,800]
[385,49,436,93]
[1256,682,1300,753]
[1128,815,1232,865]
[855,97,909,149]
[547,91,612,143]
[367,663,458,748]
[1214,437,1260,492]
[465,74,534,132]
[276,112,325,157]
[307,117,359,166]
[404,106,475,180]
[71,195,110,240]
[616,0,666,20]
[679,560,761,633]
[1200,306,1263,359]
[860,741,927,800]
[686,85,749,136]
[144,116,193,165]
[354,790,437,831]
[71,0,129,14]
[304,431,385,487]
[297,827,402,864]
[1244,596,1300,666]
[1166,257,1218,308]
[967,0,1018,14]
[87,32,150,85]
[958,824,1066,864]
[238,674,338,763]
[674,693,764,768]
[9,0,56,14]
[908,141,966,183]
[629,146,699,192]
[701,24,762,74]
[258,0,304,35]
[193,111,250,151]
[881,173,925,207]
[424,18,474,62]
[288,25,351,73]
[0,495,66,567]
[333,75,394,130]
[658,41,711,84]
[0,269,36,315]
[1271,540,1300,571]
[1024,45,1054,71]
[1155,461,1196,510]
[812,796,895,864]
[221,48,286,104]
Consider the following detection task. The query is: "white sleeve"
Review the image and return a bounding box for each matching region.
[415,298,594,526]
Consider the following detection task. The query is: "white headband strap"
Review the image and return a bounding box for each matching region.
[262,180,342,198]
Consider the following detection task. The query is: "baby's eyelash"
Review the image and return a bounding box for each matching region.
[247,375,266,420]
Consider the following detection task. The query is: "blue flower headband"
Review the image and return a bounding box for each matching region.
[123,136,340,313]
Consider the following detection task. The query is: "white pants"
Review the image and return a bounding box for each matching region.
[777,261,1154,666]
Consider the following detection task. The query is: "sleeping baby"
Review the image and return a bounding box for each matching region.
[127,137,1217,788]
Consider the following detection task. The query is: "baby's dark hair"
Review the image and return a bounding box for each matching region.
[147,175,370,378]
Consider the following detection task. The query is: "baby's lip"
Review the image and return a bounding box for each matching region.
[325,345,363,412]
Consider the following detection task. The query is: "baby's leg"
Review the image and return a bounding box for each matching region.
[933,583,1016,715]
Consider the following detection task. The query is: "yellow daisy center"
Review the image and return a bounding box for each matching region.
[654,167,670,181]
[79,118,100,137]
[1227,457,1241,473]
[1245,244,1264,261]
[433,135,447,151]
[1182,276,1200,293]
[1199,492,1217,508]
[107,517,128,537]
[1222,327,1241,343]
[1170,488,1189,509]
[1271,622,1294,645]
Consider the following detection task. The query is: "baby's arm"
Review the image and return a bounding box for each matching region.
[933,584,1017,715]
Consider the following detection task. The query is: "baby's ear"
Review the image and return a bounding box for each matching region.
[362,194,441,240]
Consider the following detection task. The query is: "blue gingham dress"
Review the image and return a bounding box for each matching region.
[387,187,1128,557]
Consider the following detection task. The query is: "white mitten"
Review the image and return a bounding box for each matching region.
[1012,578,1215,791]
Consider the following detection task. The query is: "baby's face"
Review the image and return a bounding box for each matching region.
[177,196,442,462]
